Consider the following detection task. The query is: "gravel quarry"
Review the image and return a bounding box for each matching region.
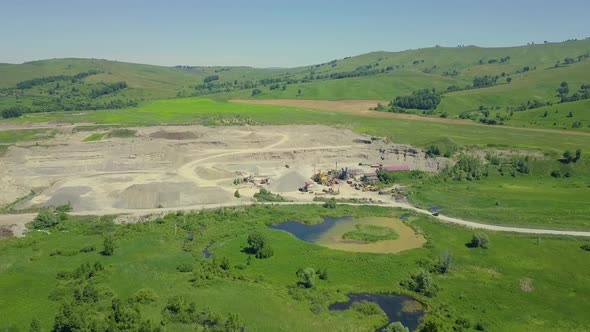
[0,124,447,215]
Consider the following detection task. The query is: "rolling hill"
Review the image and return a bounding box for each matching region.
[1,39,589,131]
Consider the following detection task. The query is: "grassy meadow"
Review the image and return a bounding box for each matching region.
[1,205,589,331]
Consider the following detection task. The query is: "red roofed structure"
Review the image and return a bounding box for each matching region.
[381,165,411,172]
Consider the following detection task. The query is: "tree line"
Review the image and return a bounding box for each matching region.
[89,82,128,98]
[16,70,101,89]
[391,89,441,110]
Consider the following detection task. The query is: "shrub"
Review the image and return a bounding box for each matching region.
[251,88,262,96]
[425,145,440,157]
[469,233,489,249]
[234,190,240,198]
[384,322,410,332]
[323,197,337,209]
[101,236,115,256]
[177,263,194,272]
[256,245,274,259]
[581,244,590,252]
[253,188,286,202]
[550,170,562,178]
[351,301,382,316]
[1,107,24,118]
[400,270,437,297]
[220,257,231,270]
[79,245,96,253]
[247,232,274,259]
[436,251,453,274]
[318,268,328,280]
[296,267,316,288]
[129,288,158,304]
[30,209,62,229]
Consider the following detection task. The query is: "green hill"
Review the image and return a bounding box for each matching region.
[1,40,589,131]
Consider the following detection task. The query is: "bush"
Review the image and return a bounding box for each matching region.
[30,207,69,229]
[251,88,262,96]
[79,245,96,253]
[400,270,437,297]
[469,233,489,249]
[351,301,382,316]
[253,188,286,202]
[101,236,115,256]
[296,267,316,288]
[220,257,231,270]
[256,245,274,259]
[234,190,240,198]
[425,145,440,157]
[129,288,158,304]
[384,322,410,332]
[580,244,590,252]
[550,170,561,178]
[1,107,24,118]
[436,251,453,274]
[323,197,337,209]
[247,232,274,259]
[318,268,328,280]
[177,263,194,272]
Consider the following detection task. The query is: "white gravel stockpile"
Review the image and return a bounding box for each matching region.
[269,171,309,193]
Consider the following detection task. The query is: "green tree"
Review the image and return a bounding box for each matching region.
[384,321,410,332]
[53,302,84,332]
[234,190,240,198]
[575,149,582,161]
[251,88,262,96]
[256,245,274,259]
[224,313,245,332]
[425,145,440,157]
[469,233,489,249]
[220,257,231,271]
[247,232,274,259]
[296,267,316,288]
[247,232,267,253]
[102,236,115,256]
[108,298,141,331]
[437,251,453,274]
[563,150,574,163]
[29,318,41,332]
[323,197,337,209]
[506,77,512,84]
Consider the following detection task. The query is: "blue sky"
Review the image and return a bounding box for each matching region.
[1,0,589,67]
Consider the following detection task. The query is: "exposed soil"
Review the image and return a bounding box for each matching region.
[231,99,590,137]
[0,124,448,213]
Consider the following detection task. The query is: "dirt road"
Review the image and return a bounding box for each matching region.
[2,200,589,238]
[231,99,590,137]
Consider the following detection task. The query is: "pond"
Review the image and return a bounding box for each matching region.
[203,244,212,259]
[329,293,424,331]
[270,216,425,254]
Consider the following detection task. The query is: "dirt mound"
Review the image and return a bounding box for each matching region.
[150,130,198,140]
[244,131,264,140]
[269,171,309,193]
[115,182,231,209]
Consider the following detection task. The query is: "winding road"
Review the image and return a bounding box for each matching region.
[2,200,590,238]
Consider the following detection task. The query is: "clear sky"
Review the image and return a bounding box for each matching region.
[2,0,589,67]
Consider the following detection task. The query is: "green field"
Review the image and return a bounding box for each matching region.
[3,98,589,154]
[1,205,589,332]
